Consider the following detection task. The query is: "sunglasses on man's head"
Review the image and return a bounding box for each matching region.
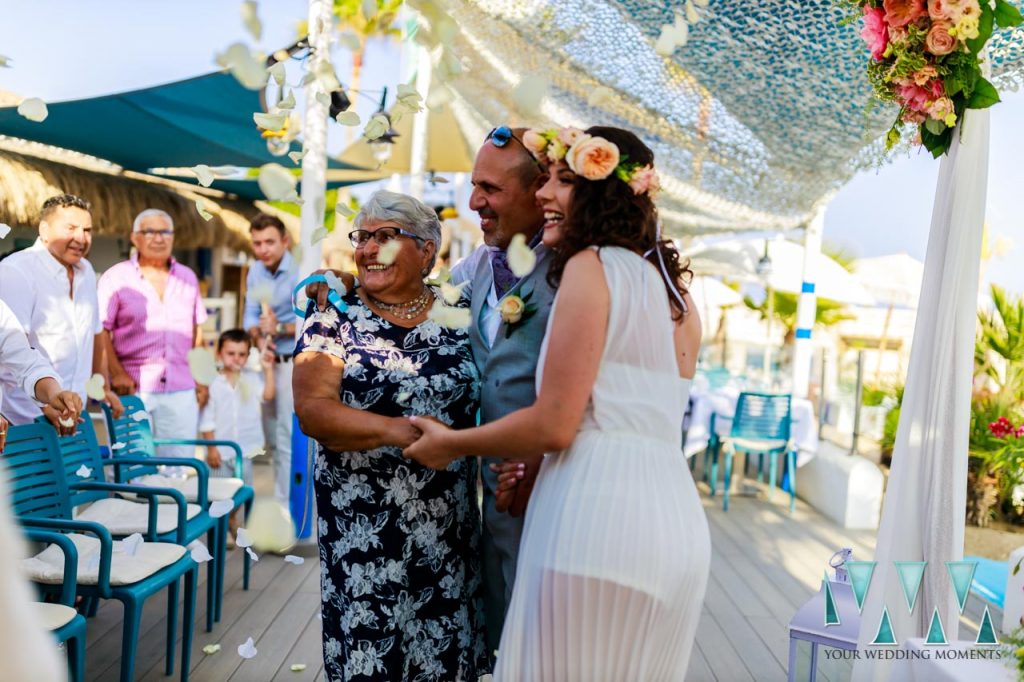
[485,126,546,170]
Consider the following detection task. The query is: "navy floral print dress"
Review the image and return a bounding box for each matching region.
[295,288,489,681]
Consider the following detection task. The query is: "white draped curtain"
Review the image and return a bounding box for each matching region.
[851,108,991,680]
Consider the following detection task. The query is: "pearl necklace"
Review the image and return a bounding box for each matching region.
[368,288,433,320]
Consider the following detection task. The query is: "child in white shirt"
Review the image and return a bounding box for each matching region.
[199,329,274,537]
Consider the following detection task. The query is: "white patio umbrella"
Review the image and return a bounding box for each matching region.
[683,236,877,306]
[687,275,743,338]
[852,253,924,309]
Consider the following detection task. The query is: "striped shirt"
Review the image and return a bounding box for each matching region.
[98,253,207,393]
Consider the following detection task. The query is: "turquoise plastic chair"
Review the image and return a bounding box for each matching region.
[710,392,797,514]
[23,528,87,682]
[40,414,222,633]
[102,395,255,625]
[3,422,199,682]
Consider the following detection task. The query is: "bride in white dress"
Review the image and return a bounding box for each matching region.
[406,125,710,681]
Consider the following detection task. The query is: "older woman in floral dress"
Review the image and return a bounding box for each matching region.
[293,190,488,681]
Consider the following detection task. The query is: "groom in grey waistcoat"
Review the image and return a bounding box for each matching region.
[307,128,553,650]
[450,127,554,651]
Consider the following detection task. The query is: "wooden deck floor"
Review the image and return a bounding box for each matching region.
[81,462,998,681]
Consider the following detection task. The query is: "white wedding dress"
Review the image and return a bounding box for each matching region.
[494,246,711,681]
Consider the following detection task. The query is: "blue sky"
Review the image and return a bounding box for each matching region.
[3,1,1022,293]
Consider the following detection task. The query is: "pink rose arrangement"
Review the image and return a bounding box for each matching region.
[848,0,1021,156]
[525,127,662,196]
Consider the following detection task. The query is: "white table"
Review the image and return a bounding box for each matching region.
[684,385,819,467]
[889,638,1011,681]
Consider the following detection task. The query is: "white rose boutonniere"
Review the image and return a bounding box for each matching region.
[499,295,525,324]
[499,289,538,338]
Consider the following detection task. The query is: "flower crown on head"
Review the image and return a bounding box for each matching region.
[522,126,661,197]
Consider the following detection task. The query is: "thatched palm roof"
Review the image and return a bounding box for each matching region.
[0,144,294,251]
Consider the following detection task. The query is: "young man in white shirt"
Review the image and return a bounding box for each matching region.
[0,194,122,423]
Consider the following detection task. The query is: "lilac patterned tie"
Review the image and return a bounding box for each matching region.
[489,230,543,299]
[489,247,518,300]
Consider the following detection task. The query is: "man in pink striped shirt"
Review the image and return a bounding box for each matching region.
[98,208,207,458]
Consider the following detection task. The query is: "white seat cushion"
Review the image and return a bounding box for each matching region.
[726,437,788,453]
[132,474,244,503]
[23,533,186,586]
[73,498,202,535]
[31,602,79,631]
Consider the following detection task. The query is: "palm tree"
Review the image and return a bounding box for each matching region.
[975,284,1024,401]
[743,291,854,345]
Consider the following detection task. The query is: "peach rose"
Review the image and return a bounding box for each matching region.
[883,0,926,28]
[522,129,549,157]
[912,65,939,86]
[565,135,620,180]
[499,295,525,324]
[925,20,956,55]
[928,96,956,126]
[928,0,964,22]
[557,127,586,146]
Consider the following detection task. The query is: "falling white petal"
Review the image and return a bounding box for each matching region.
[85,373,106,401]
[314,90,330,106]
[247,498,296,552]
[257,163,298,201]
[376,240,401,266]
[76,465,92,478]
[588,86,615,108]
[284,555,305,565]
[335,202,355,218]
[189,541,213,563]
[312,60,341,91]
[216,43,267,90]
[131,410,149,422]
[195,199,214,222]
[685,0,701,24]
[246,547,260,562]
[427,300,471,329]
[440,280,469,305]
[237,637,258,659]
[209,500,235,518]
[396,392,411,404]
[362,114,390,141]
[512,75,548,118]
[334,110,361,126]
[235,528,253,548]
[507,233,536,277]
[192,164,216,187]
[111,442,126,451]
[122,533,144,557]
[338,31,361,51]
[277,90,296,110]
[254,111,288,131]
[203,644,222,655]
[245,447,266,459]
[0,223,10,239]
[188,348,218,385]
[241,0,262,41]
[0,55,11,68]
[17,97,48,122]
[288,149,306,164]
[290,663,307,672]
[311,226,329,246]
[323,271,347,298]
[267,61,286,87]
[58,416,75,428]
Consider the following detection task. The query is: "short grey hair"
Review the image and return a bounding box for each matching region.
[132,208,174,233]
[354,190,441,270]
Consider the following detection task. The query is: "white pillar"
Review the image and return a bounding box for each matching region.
[407,45,433,199]
[297,0,332,284]
[791,204,826,398]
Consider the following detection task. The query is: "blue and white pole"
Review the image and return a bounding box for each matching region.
[791,205,826,399]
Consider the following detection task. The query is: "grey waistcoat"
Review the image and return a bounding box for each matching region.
[468,245,558,439]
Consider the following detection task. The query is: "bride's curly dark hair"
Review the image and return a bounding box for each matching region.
[546,126,692,319]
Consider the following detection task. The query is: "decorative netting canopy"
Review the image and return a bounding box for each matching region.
[411,0,1024,236]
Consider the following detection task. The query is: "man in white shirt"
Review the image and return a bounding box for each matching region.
[0,194,122,424]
